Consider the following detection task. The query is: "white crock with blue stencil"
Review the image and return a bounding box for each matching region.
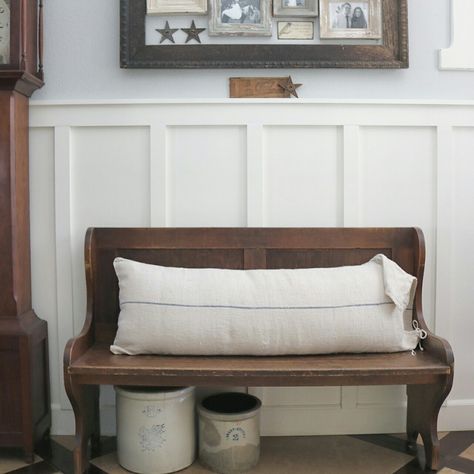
[115,386,195,474]
[198,392,262,473]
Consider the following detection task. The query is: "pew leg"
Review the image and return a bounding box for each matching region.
[65,377,100,474]
[406,378,451,471]
[90,390,101,457]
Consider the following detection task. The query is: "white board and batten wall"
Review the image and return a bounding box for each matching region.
[30,0,474,437]
[29,100,474,436]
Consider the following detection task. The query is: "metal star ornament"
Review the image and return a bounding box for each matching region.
[181,20,206,44]
[156,21,178,44]
[278,76,302,98]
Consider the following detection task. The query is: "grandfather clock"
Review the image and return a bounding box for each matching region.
[0,0,50,462]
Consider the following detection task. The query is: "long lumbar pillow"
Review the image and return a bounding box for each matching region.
[110,255,420,356]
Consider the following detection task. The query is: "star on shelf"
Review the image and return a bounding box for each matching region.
[278,76,302,98]
[156,21,178,44]
[181,20,206,44]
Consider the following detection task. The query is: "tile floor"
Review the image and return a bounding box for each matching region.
[1,432,474,474]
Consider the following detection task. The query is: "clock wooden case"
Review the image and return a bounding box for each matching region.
[0,0,50,462]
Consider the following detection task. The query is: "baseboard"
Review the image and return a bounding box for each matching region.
[439,399,474,431]
[259,405,408,436]
[51,405,75,435]
[51,404,116,436]
[51,400,474,437]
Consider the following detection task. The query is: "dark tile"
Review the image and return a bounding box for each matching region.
[88,464,108,474]
[392,458,430,474]
[36,438,72,474]
[444,455,474,474]
[33,436,116,474]
[351,434,418,455]
[6,461,59,474]
[352,433,474,472]
[351,432,435,471]
[441,432,474,458]
[94,438,116,458]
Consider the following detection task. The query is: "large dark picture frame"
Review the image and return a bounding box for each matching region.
[120,0,408,69]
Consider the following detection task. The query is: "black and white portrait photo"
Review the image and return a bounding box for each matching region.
[330,2,368,29]
[282,0,305,8]
[273,0,317,18]
[320,0,381,39]
[209,0,271,36]
[221,0,261,24]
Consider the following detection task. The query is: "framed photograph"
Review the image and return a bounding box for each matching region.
[209,0,272,36]
[320,0,382,39]
[121,0,408,68]
[273,0,318,18]
[146,0,208,14]
[277,21,314,40]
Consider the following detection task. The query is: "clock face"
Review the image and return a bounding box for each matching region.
[0,0,10,65]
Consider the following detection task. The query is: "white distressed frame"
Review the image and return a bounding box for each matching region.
[147,0,207,15]
[209,0,272,36]
[273,0,318,18]
[320,0,382,39]
[0,0,11,64]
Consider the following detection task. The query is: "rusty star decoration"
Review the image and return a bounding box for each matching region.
[181,20,206,44]
[156,21,178,44]
[278,76,302,98]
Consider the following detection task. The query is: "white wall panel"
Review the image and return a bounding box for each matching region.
[256,387,342,407]
[263,126,342,226]
[359,126,437,327]
[28,101,474,436]
[357,126,437,407]
[258,125,342,409]
[451,127,474,400]
[167,126,247,226]
[29,128,59,406]
[356,386,406,407]
[70,126,150,333]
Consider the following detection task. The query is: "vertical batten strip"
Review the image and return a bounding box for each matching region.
[343,125,360,226]
[53,126,74,410]
[245,124,264,401]
[149,124,168,226]
[342,125,360,411]
[435,126,454,339]
[246,124,264,226]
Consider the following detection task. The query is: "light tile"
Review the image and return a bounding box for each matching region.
[252,436,412,474]
[460,442,474,461]
[51,435,77,452]
[91,453,129,474]
[0,450,42,474]
[92,436,413,474]
[438,468,466,474]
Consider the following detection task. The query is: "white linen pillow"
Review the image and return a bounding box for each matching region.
[110,254,420,356]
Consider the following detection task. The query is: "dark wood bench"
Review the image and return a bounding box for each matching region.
[63,227,454,473]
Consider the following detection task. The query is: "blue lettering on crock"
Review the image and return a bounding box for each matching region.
[225,427,246,442]
[138,424,166,451]
[142,405,162,418]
